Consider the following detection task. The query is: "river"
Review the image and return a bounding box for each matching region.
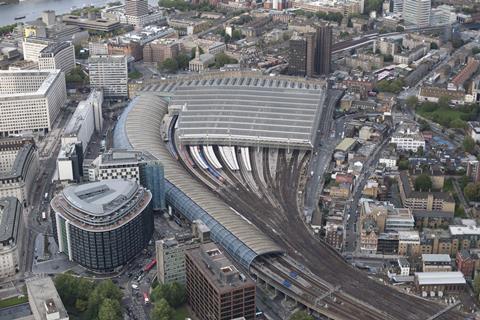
[0,0,157,25]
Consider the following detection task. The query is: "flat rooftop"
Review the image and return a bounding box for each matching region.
[171,74,326,149]
[51,180,152,230]
[26,276,68,320]
[0,70,62,100]
[186,242,255,291]
[0,197,21,245]
[422,254,451,263]
[415,272,466,286]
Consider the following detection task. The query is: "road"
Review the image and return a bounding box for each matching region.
[303,89,343,222]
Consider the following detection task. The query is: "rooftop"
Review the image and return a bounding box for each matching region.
[51,180,152,230]
[449,224,480,236]
[186,242,255,292]
[0,70,63,100]
[421,254,451,263]
[26,276,68,320]
[172,74,326,149]
[0,197,22,246]
[415,272,466,286]
[114,91,283,268]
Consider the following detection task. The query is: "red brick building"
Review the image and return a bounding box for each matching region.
[456,250,476,280]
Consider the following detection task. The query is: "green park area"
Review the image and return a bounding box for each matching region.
[408,96,479,129]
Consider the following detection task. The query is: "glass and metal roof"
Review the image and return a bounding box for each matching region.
[118,92,283,268]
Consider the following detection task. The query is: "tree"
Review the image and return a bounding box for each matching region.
[176,54,190,70]
[473,47,480,55]
[290,311,314,320]
[463,136,476,153]
[98,299,122,320]
[215,52,238,68]
[398,159,409,170]
[405,96,418,109]
[414,174,432,191]
[395,26,404,32]
[86,280,122,319]
[430,42,439,50]
[231,29,243,41]
[364,0,383,14]
[151,282,185,308]
[151,299,173,320]
[474,274,480,294]
[160,58,178,73]
[464,182,478,201]
[438,96,450,109]
[450,119,466,129]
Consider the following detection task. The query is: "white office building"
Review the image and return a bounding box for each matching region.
[88,55,128,98]
[403,0,431,28]
[38,42,76,74]
[391,124,425,152]
[61,89,103,152]
[392,0,404,14]
[22,38,50,63]
[0,70,66,136]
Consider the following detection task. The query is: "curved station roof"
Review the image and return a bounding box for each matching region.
[115,92,283,268]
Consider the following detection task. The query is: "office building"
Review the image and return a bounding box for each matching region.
[26,276,69,320]
[403,0,431,28]
[392,0,404,14]
[0,70,66,136]
[156,233,200,285]
[288,35,307,76]
[314,25,332,75]
[305,32,316,77]
[57,142,83,182]
[125,0,149,17]
[38,42,76,74]
[390,124,425,152]
[88,55,128,99]
[0,197,23,279]
[422,254,452,272]
[185,242,256,320]
[22,38,50,63]
[143,39,181,64]
[0,138,39,206]
[61,89,103,152]
[140,160,165,211]
[88,149,165,210]
[51,180,153,272]
[62,15,121,33]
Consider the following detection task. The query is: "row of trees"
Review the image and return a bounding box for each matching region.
[0,24,16,36]
[150,282,186,320]
[464,182,480,201]
[54,274,122,320]
[160,52,237,73]
[294,10,343,24]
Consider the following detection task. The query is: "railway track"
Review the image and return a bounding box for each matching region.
[169,128,466,319]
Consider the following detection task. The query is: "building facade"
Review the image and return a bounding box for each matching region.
[155,234,200,285]
[88,55,128,99]
[0,70,66,136]
[51,180,153,272]
[314,25,332,75]
[38,42,76,74]
[185,243,256,320]
[403,0,431,28]
[0,197,23,279]
[0,138,39,206]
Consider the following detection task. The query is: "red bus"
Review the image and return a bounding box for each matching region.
[144,259,157,272]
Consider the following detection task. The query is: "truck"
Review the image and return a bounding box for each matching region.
[44,193,48,201]
[41,211,47,220]
[143,292,150,304]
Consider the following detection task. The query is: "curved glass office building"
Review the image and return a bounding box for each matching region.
[51,180,153,272]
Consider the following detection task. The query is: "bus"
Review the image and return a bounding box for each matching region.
[144,259,157,272]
